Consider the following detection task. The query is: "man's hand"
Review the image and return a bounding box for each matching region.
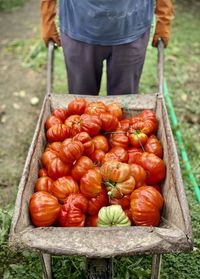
[40,0,61,47]
[152,0,174,48]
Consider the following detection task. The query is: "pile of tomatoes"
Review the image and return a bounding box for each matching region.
[29,98,165,228]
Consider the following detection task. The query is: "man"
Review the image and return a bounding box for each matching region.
[41,0,173,95]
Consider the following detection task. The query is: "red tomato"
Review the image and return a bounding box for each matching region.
[87,187,108,215]
[71,156,94,182]
[51,176,79,203]
[34,176,54,193]
[64,115,81,136]
[46,142,62,154]
[29,191,60,227]
[119,119,130,132]
[128,147,143,164]
[129,163,147,189]
[102,152,119,163]
[59,140,84,164]
[144,135,163,158]
[140,109,157,123]
[41,150,58,169]
[105,176,135,198]
[85,215,98,227]
[130,186,164,226]
[100,161,131,183]
[47,157,71,180]
[80,169,102,198]
[58,193,88,227]
[109,146,128,163]
[80,114,102,136]
[52,108,69,122]
[62,138,72,146]
[130,114,158,136]
[109,195,130,210]
[109,131,129,149]
[92,135,109,153]
[99,112,119,132]
[131,152,166,185]
[46,124,70,142]
[68,98,87,115]
[129,130,148,148]
[107,103,123,120]
[45,115,62,130]
[90,149,106,166]
[85,101,107,115]
[73,132,95,156]
[38,168,48,177]
[124,208,135,225]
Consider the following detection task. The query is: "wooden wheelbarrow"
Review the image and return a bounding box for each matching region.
[9,41,193,279]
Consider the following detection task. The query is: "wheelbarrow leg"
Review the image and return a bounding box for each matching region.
[151,254,162,279]
[39,253,52,279]
[85,257,113,279]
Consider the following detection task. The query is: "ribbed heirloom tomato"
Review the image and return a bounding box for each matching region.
[80,114,102,136]
[29,191,61,227]
[46,124,70,142]
[100,112,119,132]
[107,146,128,163]
[92,135,109,153]
[109,130,129,149]
[129,130,148,148]
[45,115,62,130]
[51,176,79,203]
[73,132,95,156]
[97,205,131,227]
[107,103,122,120]
[34,177,54,193]
[131,152,166,185]
[101,161,131,183]
[47,157,71,180]
[71,156,94,182]
[59,140,84,164]
[130,186,164,226]
[80,169,102,198]
[105,175,135,198]
[129,163,147,189]
[85,101,107,115]
[144,135,163,158]
[87,187,108,215]
[58,193,88,227]
[38,168,48,177]
[68,98,87,115]
[52,108,69,122]
[90,149,105,166]
[41,150,58,169]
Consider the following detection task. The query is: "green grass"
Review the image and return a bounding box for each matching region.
[0,0,26,11]
[1,0,200,278]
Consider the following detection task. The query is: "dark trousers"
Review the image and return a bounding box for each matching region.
[61,30,150,95]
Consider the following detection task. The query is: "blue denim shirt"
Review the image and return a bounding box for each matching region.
[59,0,154,45]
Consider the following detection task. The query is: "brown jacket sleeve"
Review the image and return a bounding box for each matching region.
[40,0,61,46]
[152,0,174,47]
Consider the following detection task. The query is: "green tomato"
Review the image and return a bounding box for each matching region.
[97,205,131,227]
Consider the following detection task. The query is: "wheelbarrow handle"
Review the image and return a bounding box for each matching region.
[47,40,55,96]
[157,39,164,95]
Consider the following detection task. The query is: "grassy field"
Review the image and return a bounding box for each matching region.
[0,0,200,278]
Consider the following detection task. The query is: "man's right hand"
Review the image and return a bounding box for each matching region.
[40,0,61,47]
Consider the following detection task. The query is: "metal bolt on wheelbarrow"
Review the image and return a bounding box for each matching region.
[9,40,193,279]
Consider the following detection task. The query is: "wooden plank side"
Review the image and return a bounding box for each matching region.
[11,225,190,257]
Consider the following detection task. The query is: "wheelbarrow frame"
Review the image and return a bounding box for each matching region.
[9,41,193,279]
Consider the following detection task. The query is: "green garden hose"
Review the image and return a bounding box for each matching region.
[163,80,200,203]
